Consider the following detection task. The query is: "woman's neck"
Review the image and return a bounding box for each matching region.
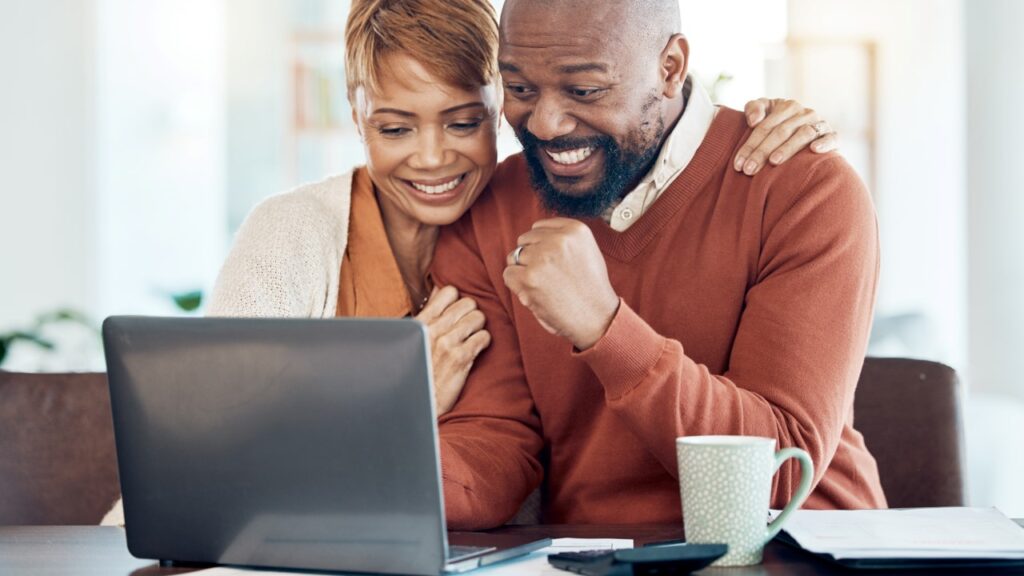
[374,187,439,310]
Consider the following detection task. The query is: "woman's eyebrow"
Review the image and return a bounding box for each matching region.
[371,107,416,118]
[371,102,484,118]
[441,102,485,114]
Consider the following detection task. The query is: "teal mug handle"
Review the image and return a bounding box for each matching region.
[764,447,814,543]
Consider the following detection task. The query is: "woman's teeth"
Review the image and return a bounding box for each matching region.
[546,146,595,165]
[410,175,463,194]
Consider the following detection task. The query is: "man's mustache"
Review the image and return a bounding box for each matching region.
[516,128,612,153]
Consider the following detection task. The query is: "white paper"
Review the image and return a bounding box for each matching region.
[782,507,1024,560]
[189,537,635,576]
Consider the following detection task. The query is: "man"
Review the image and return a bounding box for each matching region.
[432,0,886,530]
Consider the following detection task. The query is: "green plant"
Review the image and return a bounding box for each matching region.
[0,308,98,366]
[171,290,203,313]
[700,72,733,105]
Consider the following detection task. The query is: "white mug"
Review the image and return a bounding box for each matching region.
[676,435,813,566]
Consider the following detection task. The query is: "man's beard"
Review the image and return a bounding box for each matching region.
[515,116,664,219]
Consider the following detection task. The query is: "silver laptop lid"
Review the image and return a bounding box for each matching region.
[104,316,449,576]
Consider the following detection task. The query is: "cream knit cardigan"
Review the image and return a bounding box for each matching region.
[99,170,355,527]
[208,170,354,318]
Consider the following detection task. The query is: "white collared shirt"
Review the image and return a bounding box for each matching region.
[603,78,718,231]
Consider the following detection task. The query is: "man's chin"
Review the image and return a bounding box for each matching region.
[545,174,596,198]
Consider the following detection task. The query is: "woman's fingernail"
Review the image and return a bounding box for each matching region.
[748,113,758,125]
[770,153,783,165]
[744,160,758,175]
[734,156,746,171]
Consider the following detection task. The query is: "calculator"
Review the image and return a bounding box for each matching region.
[548,543,728,576]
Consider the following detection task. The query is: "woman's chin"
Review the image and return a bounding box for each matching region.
[413,204,473,227]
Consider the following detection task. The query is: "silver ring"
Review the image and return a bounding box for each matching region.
[812,121,830,138]
[512,245,525,266]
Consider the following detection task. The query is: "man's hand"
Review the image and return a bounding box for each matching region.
[503,218,620,350]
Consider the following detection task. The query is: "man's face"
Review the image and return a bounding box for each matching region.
[499,2,669,217]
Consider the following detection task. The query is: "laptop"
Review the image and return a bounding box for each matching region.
[102,316,549,575]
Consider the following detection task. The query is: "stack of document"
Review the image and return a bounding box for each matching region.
[779,507,1024,568]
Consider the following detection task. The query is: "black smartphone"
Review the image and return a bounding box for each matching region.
[548,543,728,576]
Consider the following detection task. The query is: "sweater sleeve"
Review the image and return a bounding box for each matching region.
[576,156,879,507]
[207,185,347,318]
[431,214,545,530]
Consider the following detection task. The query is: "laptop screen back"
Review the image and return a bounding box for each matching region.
[104,316,448,576]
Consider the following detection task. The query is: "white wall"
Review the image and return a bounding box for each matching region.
[225,0,290,234]
[788,0,969,374]
[966,0,1024,401]
[963,0,1024,517]
[0,0,97,328]
[679,0,788,106]
[94,0,227,318]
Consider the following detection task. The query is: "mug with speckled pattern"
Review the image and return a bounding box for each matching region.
[676,435,814,566]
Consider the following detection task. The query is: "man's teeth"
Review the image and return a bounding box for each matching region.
[410,175,463,194]
[546,146,595,165]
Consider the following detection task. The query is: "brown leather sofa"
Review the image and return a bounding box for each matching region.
[0,358,966,526]
[0,371,119,525]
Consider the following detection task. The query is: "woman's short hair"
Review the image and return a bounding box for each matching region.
[345,0,499,98]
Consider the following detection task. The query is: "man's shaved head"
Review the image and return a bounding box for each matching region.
[497,0,690,217]
[501,0,680,53]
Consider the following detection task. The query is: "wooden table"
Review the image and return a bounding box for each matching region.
[2,524,1023,576]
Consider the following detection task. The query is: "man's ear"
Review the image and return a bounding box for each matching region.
[660,34,689,99]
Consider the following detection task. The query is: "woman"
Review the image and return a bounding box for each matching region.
[101,0,838,526]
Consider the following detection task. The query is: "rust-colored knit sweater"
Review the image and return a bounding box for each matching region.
[432,108,887,530]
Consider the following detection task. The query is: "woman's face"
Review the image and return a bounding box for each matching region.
[352,54,500,227]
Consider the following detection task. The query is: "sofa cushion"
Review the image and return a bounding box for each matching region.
[0,371,120,525]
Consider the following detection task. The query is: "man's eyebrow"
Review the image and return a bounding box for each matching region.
[558,63,609,74]
[498,61,520,73]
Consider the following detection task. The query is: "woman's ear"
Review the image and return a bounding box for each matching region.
[351,107,363,139]
[350,87,368,140]
[661,34,689,100]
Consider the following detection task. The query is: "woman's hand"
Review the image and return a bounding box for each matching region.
[415,286,491,416]
[734,98,839,176]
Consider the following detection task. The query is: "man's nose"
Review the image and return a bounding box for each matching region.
[525,94,577,142]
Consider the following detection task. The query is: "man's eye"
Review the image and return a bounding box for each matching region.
[569,87,603,99]
[504,84,535,97]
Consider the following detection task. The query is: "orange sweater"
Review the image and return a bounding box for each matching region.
[432,108,887,530]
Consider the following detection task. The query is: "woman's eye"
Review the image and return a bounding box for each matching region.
[379,126,411,137]
[449,120,482,132]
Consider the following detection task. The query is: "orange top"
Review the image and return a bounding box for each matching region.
[432,107,886,530]
[336,168,413,318]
